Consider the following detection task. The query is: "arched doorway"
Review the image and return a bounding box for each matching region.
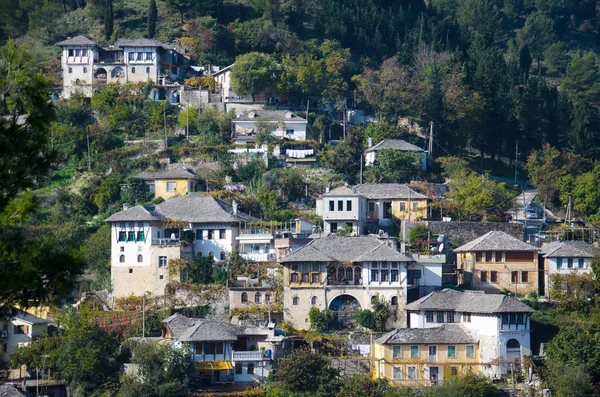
[506,338,521,361]
[94,68,107,81]
[111,67,124,78]
[328,295,361,329]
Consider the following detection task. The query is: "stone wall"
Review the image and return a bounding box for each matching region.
[225,102,265,115]
[403,221,525,247]
[180,89,209,107]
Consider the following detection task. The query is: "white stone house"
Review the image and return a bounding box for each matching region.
[279,235,444,330]
[0,310,48,363]
[539,240,595,296]
[232,110,308,142]
[364,139,428,171]
[105,196,256,298]
[405,289,535,378]
[56,36,185,101]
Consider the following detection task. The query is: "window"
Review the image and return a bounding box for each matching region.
[407,366,417,380]
[219,229,226,239]
[437,312,444,323]
[447,345,457,358]
[338,200,343,211]
[355,267,361,282]
[196,229,203,240]
[466,345,475,358]
[380,270,388,282]
[329,201,334,211]
[567,258,573,268]
[166,182,176,192]
[137,254,143,263]
[158,256,167,268]
[83,67,87,73]
[516,313,524,324]
[480,271,488,283]
[220,252,225,260]
[446,312,455,323]
[511,271,518,283]
[579,258,585,268]
[330,222,338,232]
[128,52,135,61]
[82,49,88,56]
[311,296,317,305]
[68,49,74,56]
[285,129,294,135]
[506,339,520,349]
[241,292,248,303]
[292,296,299,305]
[392,366,402,380]
[265,293,271,303]
[392,345,402,358]
[209,252,214,258]
[75,49,81,56]
[146,52,152,60]
[391,296,398,305]
[129,268,133,273]
[215,342,224,354]
[371,270,379,282]
[207,230,214,239]
[410,345,419,358]
[368,202,375,212]
[502,313,509,324]
[14,325,29,335]
[346,200,352,211]
[120,247,124,252]
[490,271,498,283]
[68,67,73,73]
[463,313,471,323]
[137,52,143,61]
[371,295,378,305]
[399,202,406,211]
[291,273,298,282]
[521,271,528,282]
[119,255,125,263]
[127,231,135,242]
[391,270,398,282]
[119,231,126,242]
[312,273,319,283]
[557,257,563,268]
[204,342,214,355]
[451,366,458,376]
[146,67,150,73]
[383,202,392,219]
[301,273,309,282]
[137,231,144,241]
[235,363,242,374]
[426,311,434,322]
[131,67,136,73]
[247,363,255,375]
[255,292,261,303]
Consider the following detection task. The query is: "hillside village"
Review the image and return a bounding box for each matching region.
[3,0,600,396]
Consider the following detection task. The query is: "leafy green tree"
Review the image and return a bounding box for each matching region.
[317,128,364,184]
[105,0,114,41]
[121,178,152,206]
[572,165,600,221]
[163,0,193,24]
[335,224,355,236]
[364,150,422,184]
[231,52,278,97]
[525,144,567,205]
[569,101,600,156]
[338,376,418,397]
[408,224,430,243]
[27,0,63,39]
[562,52,600,104]
[188,255,215,285]
[250,0,282,22]
[425,373,500,397]
[456,0,500,45]
[84,224,112,290]
[308,307,334,332]
[94,175,122,213]
[118,341,191,397]
[356,294,389,331]
[544,362,598,397]
[544,42,570,76]
[545,324,600,382]
[147,0,158,38]
[516,12,555,69]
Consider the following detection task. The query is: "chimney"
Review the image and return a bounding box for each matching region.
[232,200,238,215]
[368,137,373,147]
[352,186,356,193]
[123,203,129,211]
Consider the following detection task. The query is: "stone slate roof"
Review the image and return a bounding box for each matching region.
[13,310,48,325]
[404,221,525,247]
[234,110,307,122]
[376,324,477,345]
[454,231,537,252]
[364,139,425,153]
[136,167,200,181]
[323,186,361,196]
[405,289,535,313]
[355,184,428,200]
[280,235,411,263]
[115,38,172,50]
[162,313,268,342]
[105,195,255,223]
[56,35,96,46]
[0,385,27,397]
[540,240,595,258]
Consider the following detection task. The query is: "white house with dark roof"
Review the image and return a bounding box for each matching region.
[56,35,184,100]
[232,110,308,143]
[105,195,256,297]
[405,289,535,378]
[0,309,49,363]
[364,139,427,170]
[316,184,429,235]
[540,240,595,296]
[279,235,443,330]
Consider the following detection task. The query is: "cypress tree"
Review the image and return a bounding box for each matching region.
[147,0,157,38]
[104,0,113,41]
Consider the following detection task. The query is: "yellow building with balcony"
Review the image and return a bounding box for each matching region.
[455,231,539,295]
[135,166,204,200]
[373,324,480,386]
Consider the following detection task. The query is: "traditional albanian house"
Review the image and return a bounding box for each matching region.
[454,231,539,295]
[364,139,428,171]
[135,166,204,200]
[105,195,256,298]
[539,240,596,296]
[279,235,443,330]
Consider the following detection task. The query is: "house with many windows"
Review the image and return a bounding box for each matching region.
[135,167,204,200]
[105,196,256,297]
[539,240,595,296]
[404,289,534,379]
[0,309,49,363]
[316,184,428,235]
[279,235,443,330]
[364,139,428,171]
[454,231,539,295]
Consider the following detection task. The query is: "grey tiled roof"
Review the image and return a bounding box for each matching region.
[12,310,49,325]
[540,241,595,258]
[405,289,535,313]
[323,186,360,196]
[364,139,425,153]
[56,35,96,46]
[280,235,411,263]
[355,184,428,200]
[115,38,172,50]
[375,324,477,345]
[454,231,537,252]
[234,110,307,122]
[105,195,255,223]
[135,167,200,180]
[162,313,268,342]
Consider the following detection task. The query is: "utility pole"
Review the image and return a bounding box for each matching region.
[514,141,519,186]
[186,104,189,143]
[428,121,434,162]
[142,294,146,338]
[342,106,346,140]
[360,155,363,184]
[163,104,168,149]
[86,129,91,171]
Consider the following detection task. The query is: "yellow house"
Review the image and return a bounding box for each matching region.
[136,167,204,200]
[373,324,480,386]
[455,231,539,295]
[355,183,428,223]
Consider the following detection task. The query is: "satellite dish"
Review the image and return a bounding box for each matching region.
[438,243,445,253]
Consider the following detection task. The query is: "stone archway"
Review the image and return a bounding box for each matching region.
[328,294,361,329]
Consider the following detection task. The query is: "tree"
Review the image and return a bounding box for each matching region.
[28,0,63,39]
[164,0,193,24]
[335,224,355,236]
[516,12,555,69]
[408,224,430,243]
[364,150,422,184]
[308,307,334,332]
[569,101,600,156]
[84,224,112,290]
[147,0,158,38]
[544,361,598,397]
[562,52,600,104]
[545,324,600,382]
[572,165,600,221]
[118,341,191,397]
[270,349,340,396]
[104,0,114,41]
[544,42,570,76]
[355,294,389,332]
[425,373,500,397]
[187,256,215,285]
[548,273,594,311]
[525,144,566,205]
[317,128,364,184]
[337,375,418,397]
[230,52,277,97]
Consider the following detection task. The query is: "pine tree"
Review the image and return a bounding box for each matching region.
[147,0,157,38]
[104,0,113,41]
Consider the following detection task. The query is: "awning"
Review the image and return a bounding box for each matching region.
[194,361,233,371]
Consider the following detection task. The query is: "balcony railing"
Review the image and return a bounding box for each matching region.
[241,253,275,262]
[152,238,180,246]
[232,351,268,361]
